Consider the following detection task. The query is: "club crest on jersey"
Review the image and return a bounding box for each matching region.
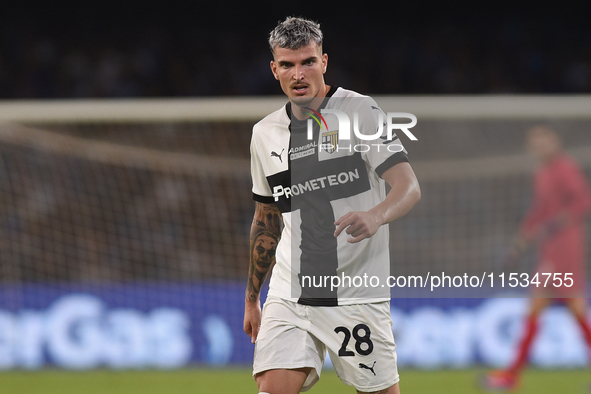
[321,130,338,153]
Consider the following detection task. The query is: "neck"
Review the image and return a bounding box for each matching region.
[541,151,561,165]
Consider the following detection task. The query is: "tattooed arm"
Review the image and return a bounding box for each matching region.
[244,202,283,343]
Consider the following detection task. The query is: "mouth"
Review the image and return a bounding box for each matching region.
[292,84,309,95]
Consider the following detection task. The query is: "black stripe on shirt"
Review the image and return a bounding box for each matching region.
[253,193,275,204]
[375,152,409,178]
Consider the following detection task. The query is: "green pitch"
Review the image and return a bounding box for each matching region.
[0,368,588,394]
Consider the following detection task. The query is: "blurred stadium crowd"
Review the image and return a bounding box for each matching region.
[0,125,254,283]
[0,3,589,98]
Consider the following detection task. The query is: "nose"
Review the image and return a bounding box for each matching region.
[293,64,304,80]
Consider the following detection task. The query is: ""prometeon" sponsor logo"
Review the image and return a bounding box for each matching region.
[272,169,360,201]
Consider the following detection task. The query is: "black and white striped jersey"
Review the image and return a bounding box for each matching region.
[251,87,408,306]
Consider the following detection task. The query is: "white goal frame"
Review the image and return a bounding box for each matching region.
[0,96,590,181]
[0,96,590,123]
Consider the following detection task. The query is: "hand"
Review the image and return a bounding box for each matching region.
[243,299,262,344]
[334,211,382,243]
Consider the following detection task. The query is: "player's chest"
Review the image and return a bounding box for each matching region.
[265,128,356,175]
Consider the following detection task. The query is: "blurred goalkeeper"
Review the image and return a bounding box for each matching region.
[484,126,591,391]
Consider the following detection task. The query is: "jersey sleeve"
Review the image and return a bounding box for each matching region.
[250,131,274,203]
[355,98,409,177]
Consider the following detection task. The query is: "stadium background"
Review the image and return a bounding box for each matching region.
[1,2,591,393]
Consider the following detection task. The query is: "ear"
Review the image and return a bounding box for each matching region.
[270,60,279,80]
[321,53,328,74]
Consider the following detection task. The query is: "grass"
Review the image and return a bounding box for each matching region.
[0,368,588,393]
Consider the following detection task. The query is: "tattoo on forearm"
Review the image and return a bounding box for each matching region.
[246,202,282,302]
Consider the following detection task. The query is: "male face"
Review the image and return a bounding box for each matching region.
[270,42,328,107]
[526,126,562,163]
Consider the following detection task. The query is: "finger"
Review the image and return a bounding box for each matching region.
[348,227,366,238]
[346,222,361,235]
[348,225,369,239]
[251,324,260,344]
[334,212,353,226]
[335,221,353,237]
[334,216,356,237]
[347,233,368,243]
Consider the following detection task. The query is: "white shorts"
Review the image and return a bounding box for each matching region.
[253,297,399,392]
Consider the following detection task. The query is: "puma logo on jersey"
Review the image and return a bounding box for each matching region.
[359,361,376,376]
[271,149,284,163]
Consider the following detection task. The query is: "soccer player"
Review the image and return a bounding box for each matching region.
[243,17,421,394]
[483,126,591,391]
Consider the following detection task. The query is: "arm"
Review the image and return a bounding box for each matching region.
[243,202,283,343]
[334,162,421,243]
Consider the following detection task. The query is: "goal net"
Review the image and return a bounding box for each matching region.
[0,96,590,369]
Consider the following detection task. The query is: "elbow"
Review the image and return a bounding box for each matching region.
[410,179,421,206]
[414,183,422,205]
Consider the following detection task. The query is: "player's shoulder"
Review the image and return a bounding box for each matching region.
[555,154,582,171]
[332,87,376,102]
[252,104,290,138]
[333,87,366,98]
[331,87,379,110]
